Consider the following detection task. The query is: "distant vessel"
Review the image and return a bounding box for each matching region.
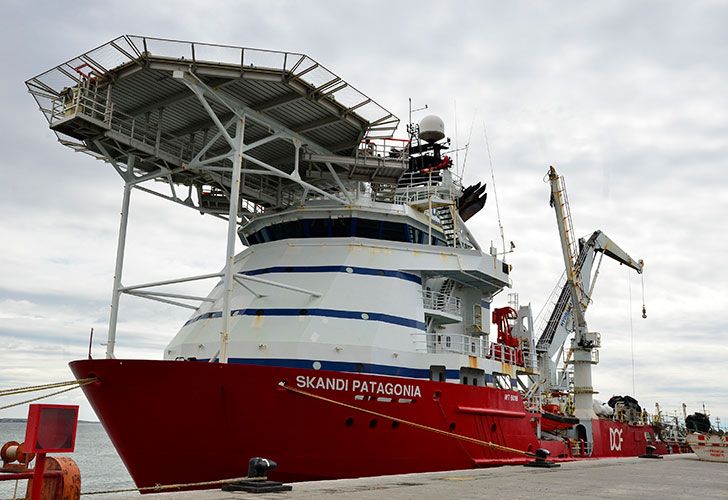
[687,433,728,462]
[27,36,679,489]
[685,411,727,462]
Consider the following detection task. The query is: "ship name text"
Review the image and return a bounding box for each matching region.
[296,375,422,398]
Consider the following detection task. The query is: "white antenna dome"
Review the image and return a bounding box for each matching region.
[419,114,445,143]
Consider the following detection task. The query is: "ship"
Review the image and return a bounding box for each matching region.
[26,36,678,489]
[685,411,728,462]
[687,434,728,462]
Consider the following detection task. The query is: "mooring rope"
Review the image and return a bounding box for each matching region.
[80,475,263,496]
[0,378,97,411]
[279,382,535,458]
[0,378,96,397]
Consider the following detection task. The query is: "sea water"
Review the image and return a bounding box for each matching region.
[0,422,134,498]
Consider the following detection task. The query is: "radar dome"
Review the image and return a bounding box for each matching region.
[419,115,445,143]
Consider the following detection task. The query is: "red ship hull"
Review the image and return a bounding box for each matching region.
[69,359,668,490]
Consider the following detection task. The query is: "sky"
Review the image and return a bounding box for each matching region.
[1,0,727,428]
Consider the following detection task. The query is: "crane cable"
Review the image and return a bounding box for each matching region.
[641,270,647,319]
[628,273,636,397]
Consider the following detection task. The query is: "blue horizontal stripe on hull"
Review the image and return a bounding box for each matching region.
[193,358,518,388]
[241,266,422,284]
[199,357,460,380]
[184,307,426,330]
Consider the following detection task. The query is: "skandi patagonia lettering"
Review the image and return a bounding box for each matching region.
[296,375,422,398]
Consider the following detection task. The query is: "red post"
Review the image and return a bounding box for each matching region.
[29,452,46,500]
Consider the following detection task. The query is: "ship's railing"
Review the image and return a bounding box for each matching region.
[422,290,462,317]
[356,137,410,165]
[50,81,113,127]
[392,169,463,205]
[426,334,523,365]
[48,83,298,214]
[394,184,437,204]
[49,83,197,163]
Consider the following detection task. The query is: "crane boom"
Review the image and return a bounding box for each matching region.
[536,230,644,357]
[591,231,643,274]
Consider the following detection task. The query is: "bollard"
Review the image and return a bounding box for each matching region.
[524,448,561,468]
[222,457,293,494]
[639,445,663,459]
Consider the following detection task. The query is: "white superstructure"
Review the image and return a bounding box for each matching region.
[165,188,517,383]
[26,36,528,388]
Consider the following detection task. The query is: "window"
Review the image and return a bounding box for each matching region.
[380,221,408,242]
[355,218,381,239]
[332,218,353,236]
[429,365,446,382]
[244,217,448,247]
[460,367,485,386]
[308,219,330,237]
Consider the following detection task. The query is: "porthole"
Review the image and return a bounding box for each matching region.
[369,418,378,428]
[491,423,497,433]
[345,417,354,427]
[392,421,400,429]
[449,422,456,432]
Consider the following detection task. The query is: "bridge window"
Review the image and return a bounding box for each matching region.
[245,217,447,246]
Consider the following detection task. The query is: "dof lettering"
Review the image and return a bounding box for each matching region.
[609,428,623,451]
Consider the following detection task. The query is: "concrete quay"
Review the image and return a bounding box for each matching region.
[113,454,726,499]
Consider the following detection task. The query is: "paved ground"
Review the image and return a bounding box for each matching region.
[109,454,727,499]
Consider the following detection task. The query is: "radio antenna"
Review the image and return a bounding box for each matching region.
[484,121,506,257]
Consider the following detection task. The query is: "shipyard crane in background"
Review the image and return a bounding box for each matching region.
[530,166,644,425]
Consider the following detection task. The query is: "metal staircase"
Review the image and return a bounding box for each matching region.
[522,377,543,411]
[536,246,591,353]
[438,278,456,305]
[534,271,567,352]
[435,205,459,247]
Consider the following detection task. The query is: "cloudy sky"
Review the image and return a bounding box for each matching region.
[1,0,726,429]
